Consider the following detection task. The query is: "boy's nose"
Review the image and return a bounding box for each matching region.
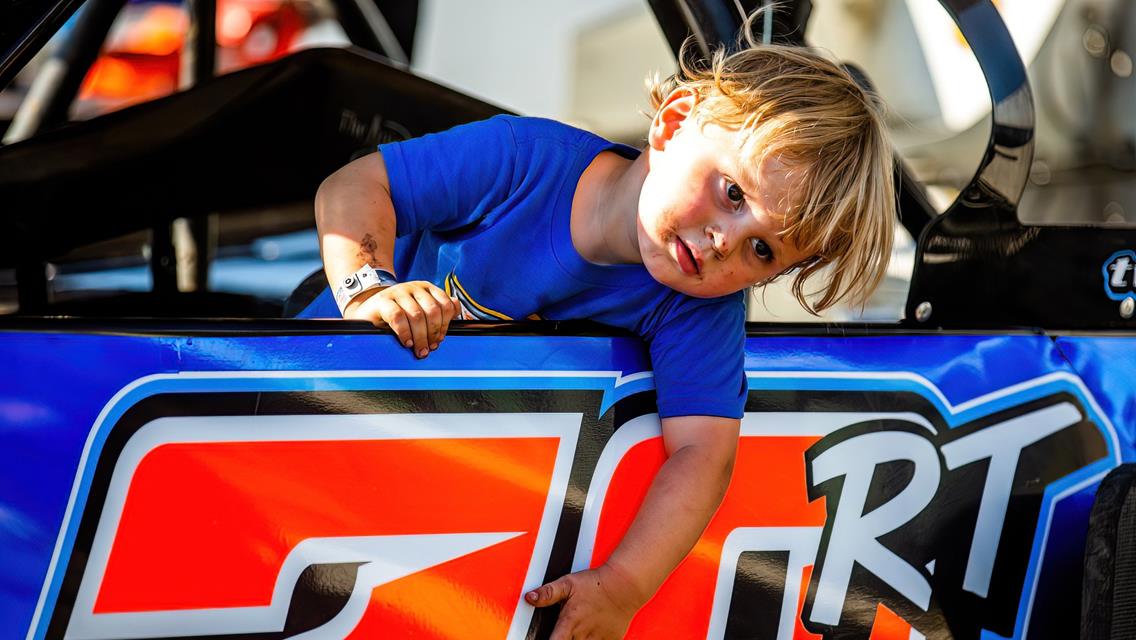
[706,225,731,258]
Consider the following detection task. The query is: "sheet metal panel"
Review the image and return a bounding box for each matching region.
[2,330,1130,639]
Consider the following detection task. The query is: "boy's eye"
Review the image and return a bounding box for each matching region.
[751,238,773,261]
[726,181,745,207]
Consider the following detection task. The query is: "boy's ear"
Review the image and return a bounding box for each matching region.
[648,89,697,151]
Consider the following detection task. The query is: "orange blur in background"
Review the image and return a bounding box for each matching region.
[79,0,309,113]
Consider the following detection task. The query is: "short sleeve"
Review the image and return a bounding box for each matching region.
[648,295,748,419]
[380,115,518,237]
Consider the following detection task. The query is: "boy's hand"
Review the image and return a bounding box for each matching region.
[525,564,645,640]
[343,281,460,358]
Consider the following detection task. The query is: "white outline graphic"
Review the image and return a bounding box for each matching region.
[68,532,521,639]
[706,527,823,640]
[30,369,640,640]
[573,373,1121,640]
[61,412,582,640]
[573,410,935,572]
[28,369,1122,640]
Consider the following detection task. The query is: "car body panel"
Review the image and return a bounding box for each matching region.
[1052,336,1136,455]
[2,328,1132,639]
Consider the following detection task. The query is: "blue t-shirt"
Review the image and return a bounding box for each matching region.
[302,115,747,419]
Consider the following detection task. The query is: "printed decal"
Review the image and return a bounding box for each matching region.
[1103,249,1136,301]
[577,382,1115,640]
[35,373,1117,640]
[41,388,601,640]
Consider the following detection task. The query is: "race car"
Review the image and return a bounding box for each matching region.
[1,0,1134,638]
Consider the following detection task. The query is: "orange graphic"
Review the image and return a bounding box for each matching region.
[868,602,915,640]
[589,435,828,638]
[96,436,559,638]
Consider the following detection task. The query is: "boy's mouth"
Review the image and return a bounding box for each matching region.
[675,236,701,276]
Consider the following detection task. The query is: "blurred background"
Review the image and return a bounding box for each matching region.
[1,0,1133,322]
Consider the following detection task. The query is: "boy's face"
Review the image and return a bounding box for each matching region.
[637,94,809,299]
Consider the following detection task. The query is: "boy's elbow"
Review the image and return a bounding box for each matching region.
[315,153,391,229]
[712,440,738,492]
[661,414,740,492]
[698,420,739,493]
[314,170,344,228]
[720,439,738,475]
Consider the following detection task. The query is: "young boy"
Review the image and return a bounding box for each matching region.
[307,37,894,639]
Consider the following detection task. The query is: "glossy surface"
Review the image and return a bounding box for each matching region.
[2,328,1132,639]
[906,0,1136,329]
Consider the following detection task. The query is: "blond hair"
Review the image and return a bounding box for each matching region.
[647,21,896,314]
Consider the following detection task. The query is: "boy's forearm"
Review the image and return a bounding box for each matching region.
[314,153,399,292]
[602,416,738,607]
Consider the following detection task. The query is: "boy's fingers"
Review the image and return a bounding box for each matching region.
[426,287,457,340]
[431,287,457,326]
[525,578,571,607]
[410,287,444,346]
[376,284,460,355]
[376,297,413,349]
[393,294,430,357]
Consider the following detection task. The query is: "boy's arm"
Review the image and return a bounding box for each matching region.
[527,415,739,638]
[315,152,397,297]
[315,152,457,357]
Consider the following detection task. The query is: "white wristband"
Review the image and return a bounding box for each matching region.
[334,264,398,315]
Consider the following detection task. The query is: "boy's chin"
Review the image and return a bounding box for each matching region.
[642,258,746,298]
[674,285,737,299]
[648,270,737,299]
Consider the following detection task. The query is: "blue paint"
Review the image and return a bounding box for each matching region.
[1054,337,1136,455]
[2,329,1132,639]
